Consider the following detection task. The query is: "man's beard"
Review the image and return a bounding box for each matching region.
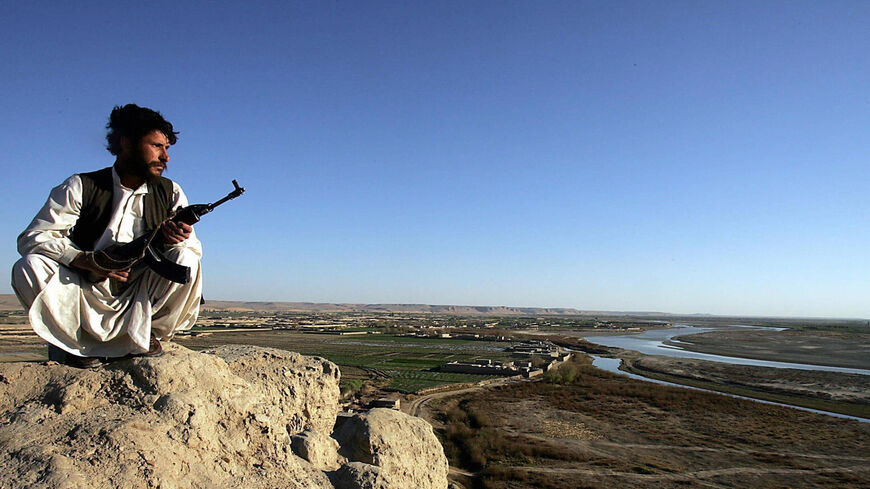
[132,155,166,182]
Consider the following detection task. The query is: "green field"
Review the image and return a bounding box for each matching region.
[178,329,515,393]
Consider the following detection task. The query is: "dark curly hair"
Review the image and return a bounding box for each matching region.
[105,104,179,156]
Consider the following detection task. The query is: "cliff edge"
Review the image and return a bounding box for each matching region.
[0,344,448,489]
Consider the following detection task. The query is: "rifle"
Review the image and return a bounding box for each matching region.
[86,180,245,284]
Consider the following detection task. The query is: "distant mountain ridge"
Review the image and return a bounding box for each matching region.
[196,300,665,316]
[3,295,861,320]
[0,293,664,316]
[0,294,661,316]
[200,301,591,315]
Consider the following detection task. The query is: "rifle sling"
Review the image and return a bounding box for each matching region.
[144,245,191,284]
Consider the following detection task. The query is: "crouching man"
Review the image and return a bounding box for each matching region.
[11,104,203,368]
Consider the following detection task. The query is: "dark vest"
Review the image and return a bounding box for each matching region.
[69,167,174,251]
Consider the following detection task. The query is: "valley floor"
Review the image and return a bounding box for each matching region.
[423,357,870,489]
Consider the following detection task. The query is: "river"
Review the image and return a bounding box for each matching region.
[583,325,869,422]
[589,356,868,423]
[584,324,870,376]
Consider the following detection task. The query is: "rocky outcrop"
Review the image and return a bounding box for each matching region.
[0,344,448,489]
[332,409,449,489]
[292,429,344,471]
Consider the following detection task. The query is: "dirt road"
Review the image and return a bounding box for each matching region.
[404,376,526,418]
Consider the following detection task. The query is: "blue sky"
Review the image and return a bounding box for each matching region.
[2,1,868,318]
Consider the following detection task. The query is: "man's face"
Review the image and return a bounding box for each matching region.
[126,130,171,181]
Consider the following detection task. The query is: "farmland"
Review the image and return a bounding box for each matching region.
[177,328,516,395]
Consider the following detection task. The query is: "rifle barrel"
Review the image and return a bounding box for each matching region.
[208,181,246,210]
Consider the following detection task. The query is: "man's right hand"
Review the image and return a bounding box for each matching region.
[70,252,131,282]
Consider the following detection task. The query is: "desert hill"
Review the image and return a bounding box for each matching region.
[0,344,448,489]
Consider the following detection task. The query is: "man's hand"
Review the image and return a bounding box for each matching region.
[161,220,193,245]
[70,252,131,282]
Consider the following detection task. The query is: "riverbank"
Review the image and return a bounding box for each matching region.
[581,324,870,419]
[667,328,870,370]
[619,353,870,419]
[428,356,870,489]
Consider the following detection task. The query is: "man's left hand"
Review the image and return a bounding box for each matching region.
[161,220,192,245]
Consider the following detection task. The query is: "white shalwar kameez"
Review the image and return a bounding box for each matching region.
[11,168,203,358]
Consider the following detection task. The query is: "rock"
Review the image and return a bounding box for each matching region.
[333,408,449,489]
[0,344,323,489]
[205,345,341,434]
[291,429,344,470]
[0,344,448,489]
[331,461,389,489]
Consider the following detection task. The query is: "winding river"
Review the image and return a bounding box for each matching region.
[583,325,869,422]
[588,356,868,423]
[584,324,870,376]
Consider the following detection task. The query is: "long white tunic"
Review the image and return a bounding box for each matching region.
[13,168,203,357]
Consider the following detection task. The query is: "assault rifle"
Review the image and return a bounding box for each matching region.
[86,180,245,284]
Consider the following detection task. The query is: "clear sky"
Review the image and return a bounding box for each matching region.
[2,1,868,318]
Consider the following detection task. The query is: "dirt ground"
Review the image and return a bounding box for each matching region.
[667,329,870,369]
[621,354,870,418]
[426,360,870,489]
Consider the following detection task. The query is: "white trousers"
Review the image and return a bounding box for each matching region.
[11,248,202,358]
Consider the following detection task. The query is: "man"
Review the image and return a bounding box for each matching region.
[12,104,203,368]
